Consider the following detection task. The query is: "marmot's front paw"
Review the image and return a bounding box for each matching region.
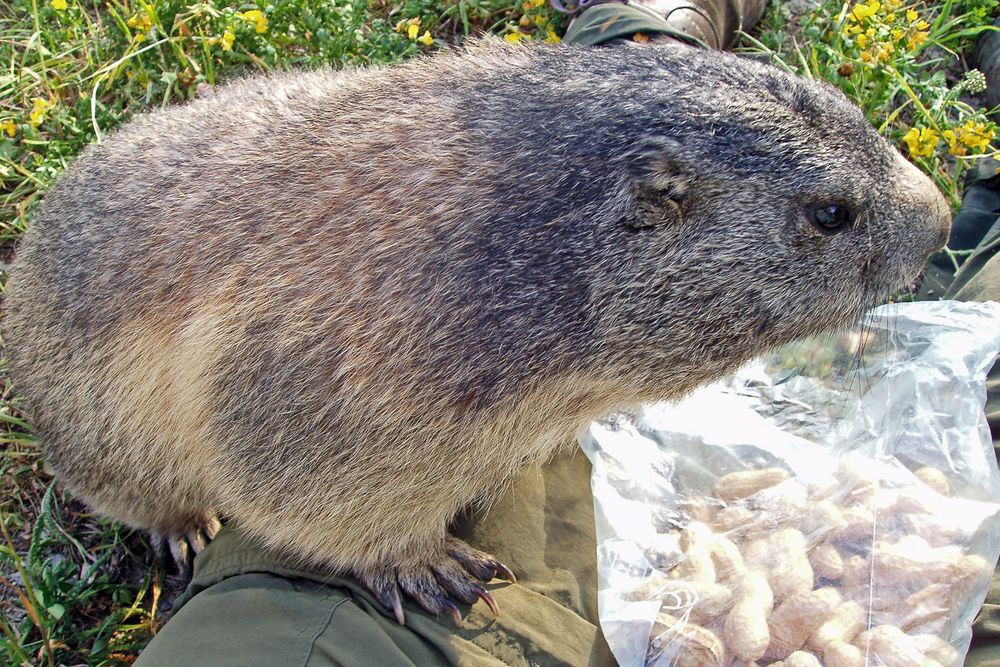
[357,536,515,626]
[149,513,222,577]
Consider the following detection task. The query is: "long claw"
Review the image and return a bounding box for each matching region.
[169,536,190,571]
[150,533,171,568]
[360,571,407,625]
[360,538,514,626]
[203,514,222,540]
[392,593,406,626]
[473,585,500,617]
[444,601,462,627]
[188,529,209,555]
[493,562,517,584]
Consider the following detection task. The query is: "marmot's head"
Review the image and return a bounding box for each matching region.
[534,45,952,385]
[390,41,951,406]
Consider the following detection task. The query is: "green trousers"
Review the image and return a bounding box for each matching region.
[136,454,617,667]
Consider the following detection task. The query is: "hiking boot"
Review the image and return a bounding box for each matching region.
[558,0,768,50]
[629,0,768,49]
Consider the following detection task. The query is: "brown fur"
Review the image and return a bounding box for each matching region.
[4,40,949,587]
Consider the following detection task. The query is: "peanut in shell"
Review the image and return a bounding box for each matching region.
[763,587,841,660]
[914,467,950,496]
[809,543,843,582]
[714,468,790,501]
[808,600,865,652]
[784,651,821,667]
[724,571,773,662]
[648,612,725,667]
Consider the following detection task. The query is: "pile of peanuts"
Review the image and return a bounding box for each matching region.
[628,459,993,667]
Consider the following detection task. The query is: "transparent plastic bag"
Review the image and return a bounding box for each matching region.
[579,300,1000,666]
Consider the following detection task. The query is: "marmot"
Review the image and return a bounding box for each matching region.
[4,40,950,623]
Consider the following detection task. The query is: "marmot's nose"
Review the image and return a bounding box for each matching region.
[928,187,953,251]
[897,152,952,255]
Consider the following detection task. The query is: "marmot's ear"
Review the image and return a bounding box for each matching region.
[622,156,690,230]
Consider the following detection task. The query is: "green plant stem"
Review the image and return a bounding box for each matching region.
[887,64,941,131]
[28,0,52,98]
[0,611,30,665]
[0,520,54,667]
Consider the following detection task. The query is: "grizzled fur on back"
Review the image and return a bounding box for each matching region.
[5,40,948,575]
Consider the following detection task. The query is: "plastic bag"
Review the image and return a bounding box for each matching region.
[579,300,1000,666]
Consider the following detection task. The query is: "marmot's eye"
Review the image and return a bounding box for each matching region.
[811,203,853,232]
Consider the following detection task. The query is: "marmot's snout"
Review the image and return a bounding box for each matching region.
[898,151,952,257]
[928,187,953,253]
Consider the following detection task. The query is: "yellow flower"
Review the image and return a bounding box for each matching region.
[127,13,152,42]
[29,98,52,127]
[417,30,433,46]
[546,30,561,43]
[856,33,869,48]
[885,12,895,22]
[905,9,918,21]
[395,17,420,33]
[915,19,929,30]
[504,30,529,43]
[851,0,879,22]
[907,30,928,51]
[239,9,268,34]
[874,41,894,62]
[127,12,152,32]
[891,28,904,42]
[941,121,993,156]
[943,129,965,156]
[407,23,420,39]
[51,0,67,10]
[860,50,873,63]
[220,28,235,51]
[0,119,16,137]
[523,0,545,8]
[959,120,994,151]
[902,127,940,158]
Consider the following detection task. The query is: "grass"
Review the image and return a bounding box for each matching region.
[0,0,996,664]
